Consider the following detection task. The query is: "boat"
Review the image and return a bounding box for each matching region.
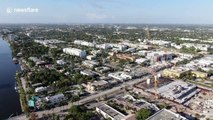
[14,82,19,91]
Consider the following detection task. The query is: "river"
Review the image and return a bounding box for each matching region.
[0,38,22,119]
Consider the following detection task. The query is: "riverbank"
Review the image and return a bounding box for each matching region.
[0,38,22,119]
[4,38,30,113]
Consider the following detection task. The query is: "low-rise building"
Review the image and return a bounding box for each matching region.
[146,108,188,120]
[163,68,189,78]
[82,60,99,68]
[63,48,87,58]
[86,80,109,92]
[80,70,97,77]
[96,103,126,120]
[45,94,66,105]
[35,86,48,93]
[108,72,132,81]
[191,71,208,79]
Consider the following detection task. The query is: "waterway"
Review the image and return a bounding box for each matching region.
[0,38,22,119]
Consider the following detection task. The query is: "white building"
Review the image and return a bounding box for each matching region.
[74,40,95,47]
[56,60,66,65]
[45,94,66,105]
[63,48,87,58]
[96,103,126,120]
[35,86,48,93]
[108,72,132,81]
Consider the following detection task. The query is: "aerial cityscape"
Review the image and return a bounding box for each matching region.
[0,0,213,120]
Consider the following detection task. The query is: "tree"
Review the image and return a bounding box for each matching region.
[29,112,38,120]
[136,108,152,120]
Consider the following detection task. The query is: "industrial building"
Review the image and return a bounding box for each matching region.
[63,48,87,58]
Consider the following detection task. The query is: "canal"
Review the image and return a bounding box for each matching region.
[0,38,22,119]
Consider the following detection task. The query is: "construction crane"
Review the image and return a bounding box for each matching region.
[145,67,159,99]
[151,69,159,99]
[145,26,150,41]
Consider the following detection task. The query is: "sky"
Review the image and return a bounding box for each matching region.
[0,0,213,24]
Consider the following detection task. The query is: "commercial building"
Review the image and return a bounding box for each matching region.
[162,68,189,78]
[96,103,126,120]
[63,48,87,58]
[191,71,208,79]
[146,108,188,120]
[74,40,95,47]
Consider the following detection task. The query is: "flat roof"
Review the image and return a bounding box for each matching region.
[97,103,126,120]
[146,109,188,120]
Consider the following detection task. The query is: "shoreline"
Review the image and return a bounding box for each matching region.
[2,38,28,117]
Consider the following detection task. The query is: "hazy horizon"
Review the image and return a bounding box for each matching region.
[0,0,213,24]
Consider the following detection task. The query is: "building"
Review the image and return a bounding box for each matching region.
[112,53,137,62]
[108,72,132,81]
[113,94,159,111]
[56,60,66,65]
[80,70,97,77]
[146,108,188,120]
[74,40,95,47]
[35,86,48,93]
[95,66,111,73]
[63,48,87,58]
[82,60,99,68]
[191,71,208,79]
[162,68,189,78]
[96,103,126,120]
[148,80,200,104]
[86,80,109,92]
[45,94,66,105]
[135,58,149,64]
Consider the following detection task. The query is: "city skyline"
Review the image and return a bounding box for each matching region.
[0,0,213,24]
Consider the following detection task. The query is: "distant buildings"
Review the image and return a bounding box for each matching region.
[63,48,87,58]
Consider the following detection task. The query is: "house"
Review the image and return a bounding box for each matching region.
[35,86,48,93]
[82,60,99,68]
[45,94,66,105]
[86,80,109,92]
[56,60,66,65]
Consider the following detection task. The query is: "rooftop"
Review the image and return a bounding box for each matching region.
[146,108,188,120]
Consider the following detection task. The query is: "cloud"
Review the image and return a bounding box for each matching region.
[86,13,108,20]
